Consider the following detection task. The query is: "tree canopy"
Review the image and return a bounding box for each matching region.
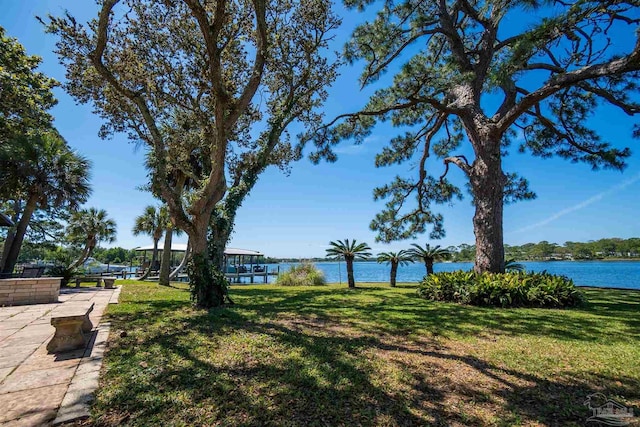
[0,131,91,274]
[0,26,58,142]
[308,0,640,274]
[67,207,117,270]
[45,0,340,307]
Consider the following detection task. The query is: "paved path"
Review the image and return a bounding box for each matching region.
[0,287,120,426]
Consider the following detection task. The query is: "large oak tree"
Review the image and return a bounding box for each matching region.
[309,0,640,273]
[45,0,339,307]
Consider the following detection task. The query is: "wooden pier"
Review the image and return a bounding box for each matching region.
[146,269,279,284]
[224,268,279,284]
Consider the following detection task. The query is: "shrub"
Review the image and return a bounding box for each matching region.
[276,263,326,286]
[418,271,586,308]
[46,265,77,286]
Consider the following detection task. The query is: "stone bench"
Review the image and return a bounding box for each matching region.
[73,276,102,287]
[102,277,116,289]
[47,302,95,353]
[73,276,117,288]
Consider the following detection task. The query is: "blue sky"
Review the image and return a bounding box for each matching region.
[2,0,639,258]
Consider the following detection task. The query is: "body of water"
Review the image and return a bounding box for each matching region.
[268,260,640,290]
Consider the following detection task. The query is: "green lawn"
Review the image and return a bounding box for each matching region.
[91,281,640,426]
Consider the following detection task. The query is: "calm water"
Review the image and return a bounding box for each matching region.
[268,261,640,290]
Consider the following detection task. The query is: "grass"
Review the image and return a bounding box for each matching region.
[89,281,640,426]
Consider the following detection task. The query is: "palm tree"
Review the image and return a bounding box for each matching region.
[132,205,164,280]
[326,239,371,288]
[158,206,184,286]
[377,250,413,287]
[407,243,450,276]
[505,258,525,272]
[0,131,91,274]
[67,208,117,270]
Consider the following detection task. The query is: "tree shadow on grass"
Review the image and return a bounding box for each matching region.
[98,309,447,426]
[232,285,640,343]
[97,303,639,427]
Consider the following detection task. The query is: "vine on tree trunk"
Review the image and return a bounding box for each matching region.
[186,253,229,308]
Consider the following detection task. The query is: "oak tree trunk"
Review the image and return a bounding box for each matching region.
[470,144,506,273]
[187,225,225,308]
[1,195,38,275]
[208,226,229,272]
[389,262,398,287]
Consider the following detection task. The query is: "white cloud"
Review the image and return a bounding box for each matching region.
[333,136,382,155]
[510,172,640,234]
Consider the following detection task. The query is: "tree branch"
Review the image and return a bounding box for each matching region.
[576,82,640,115]
[92,0,194,234]
[497,38,640,131]
[226,0,268,129]
[440,155,471,181]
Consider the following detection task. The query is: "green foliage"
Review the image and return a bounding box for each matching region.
[132,205,166,243]
[46,265,77,286]
[0,131,91,205]
[407,243,450,262]
[67,208,116,247]
[0,26,58,141]
[16,240,56,263]
[326,238,371,287]
[407,243,450,275]
[377,250,412,287]
[0,131,91,273]
[93,247,137,264]
[504,258,525,272]
[326,239,372,261]
[66,207,117,269]
[275,263,326,287]
[45,0,340,308]
[376,250,413,266]
[47,0,339,308]
[418,271,586,308]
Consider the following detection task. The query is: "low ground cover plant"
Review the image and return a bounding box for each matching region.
[418,270,586,308]
[275,262,326,286]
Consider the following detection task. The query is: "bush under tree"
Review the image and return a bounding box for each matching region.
[418,271,586,308]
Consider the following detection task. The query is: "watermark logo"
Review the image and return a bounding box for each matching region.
[584,393,636,426]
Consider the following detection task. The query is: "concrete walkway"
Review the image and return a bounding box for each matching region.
[0,286,120,426]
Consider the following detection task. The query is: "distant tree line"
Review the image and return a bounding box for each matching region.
[0,241,139,267]
[447,238,640,262]
[267,238,640,263]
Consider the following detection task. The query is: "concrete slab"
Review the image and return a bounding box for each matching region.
[0,329,19,342]
[2,411,57,427]
[0,365,76,393]
[0,383,66,423]
[0,367,13,383]
[52,321,112,426]
[0,286,118,427]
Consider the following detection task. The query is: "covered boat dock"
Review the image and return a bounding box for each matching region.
[134,244,275,283]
